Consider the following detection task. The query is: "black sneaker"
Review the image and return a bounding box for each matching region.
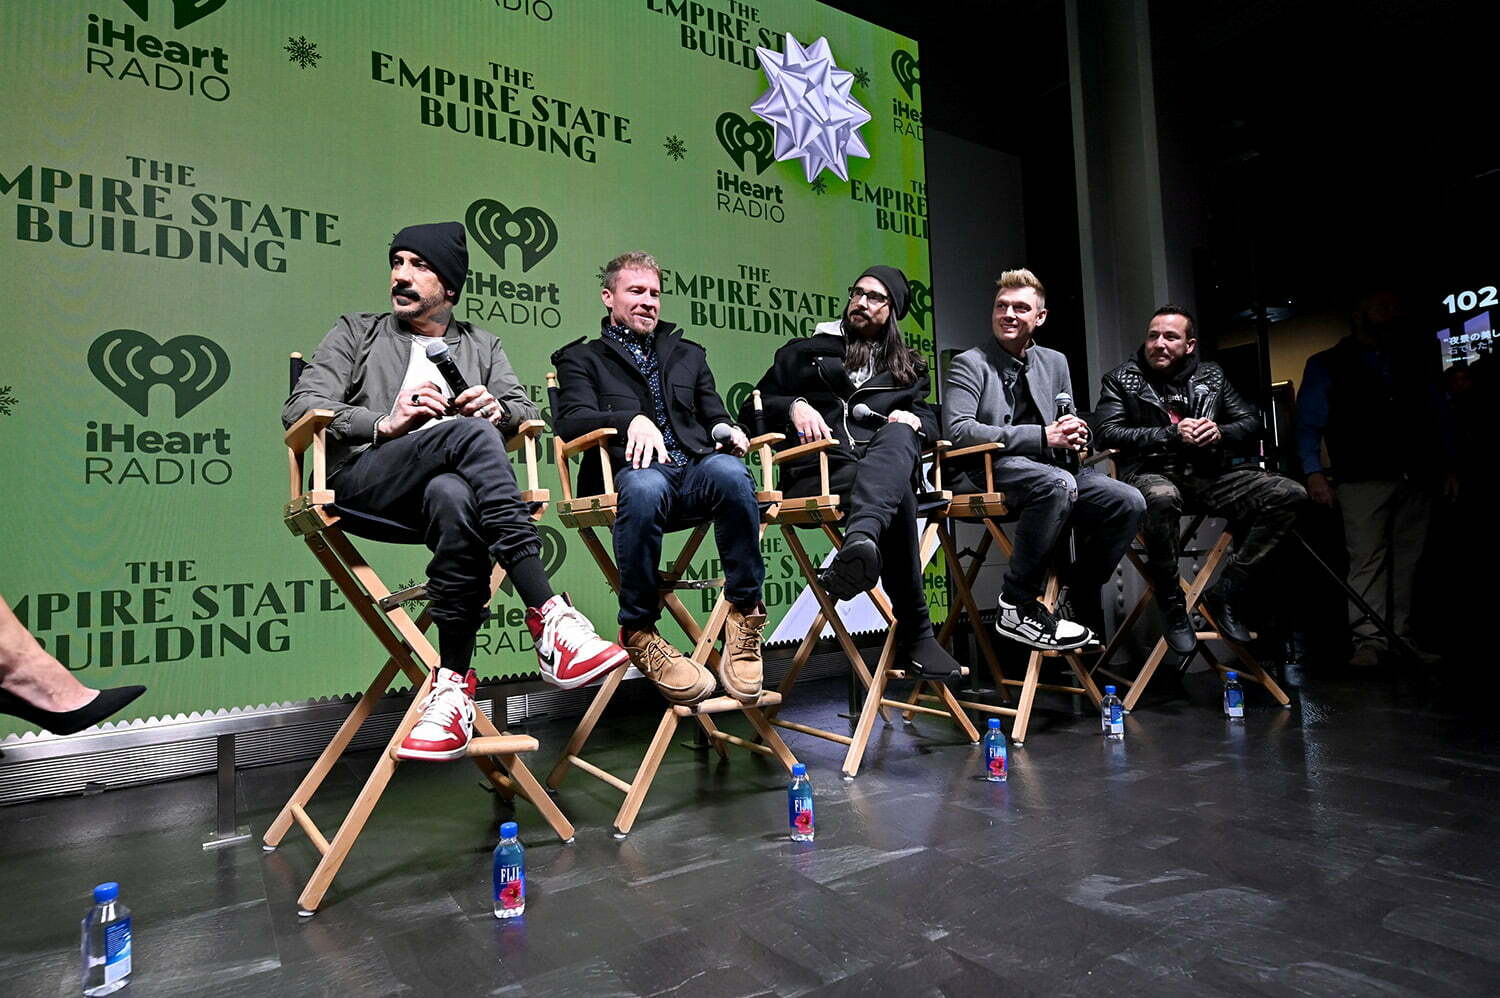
[897,635,966,681]
[1158,593,1198,655]
[996,597,1092,651]
[818,535,881,602]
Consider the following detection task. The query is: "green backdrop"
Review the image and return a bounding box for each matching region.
[0,0,933,736]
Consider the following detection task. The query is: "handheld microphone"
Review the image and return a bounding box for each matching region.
[424,340,471,397]
[852,402,925,438]
[711,422,736,444]
[1053,391,1081,470]
[1191,383,1213,419]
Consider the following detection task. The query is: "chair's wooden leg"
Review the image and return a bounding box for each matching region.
[1121,639,1172,712]
[742,708,798,771]
[295,670,434,914]
[695,713,731,759]
[935,522,1008,699]
[927,681,982,742]
[264,657,401,849]
[842,630,898,778]
[613,708,679,836]
[1091,583,1152,682]
[499,752,577,842]
[764,609,824,722]
[1008,649,1045,745]
[1065,650,1104,708]
[547,665,625,788]
[781,526,892,724]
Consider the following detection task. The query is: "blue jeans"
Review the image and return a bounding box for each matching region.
[613,453,764,629]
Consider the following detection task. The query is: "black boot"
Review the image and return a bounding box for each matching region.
[818,533,881,602]
[897,634,966,681]
[1202,567,1253,644]
[1158,591,1198,655]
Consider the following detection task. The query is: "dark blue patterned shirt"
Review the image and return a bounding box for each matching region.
[602,323,686,465]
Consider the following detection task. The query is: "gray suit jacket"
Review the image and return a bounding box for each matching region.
[942,338,1075,458]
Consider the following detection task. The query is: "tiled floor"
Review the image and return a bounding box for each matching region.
[3,665,1498,996]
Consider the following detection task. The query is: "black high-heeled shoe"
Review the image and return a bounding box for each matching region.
[0,686,146,735]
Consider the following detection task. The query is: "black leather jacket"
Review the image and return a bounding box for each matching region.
[1094,350,1260,480]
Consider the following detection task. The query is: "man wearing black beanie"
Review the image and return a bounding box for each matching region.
[743,266,965,680]
[285,222,626,761]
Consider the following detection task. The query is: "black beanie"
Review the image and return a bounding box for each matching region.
[858,265,910,319]
[390,222,468,300]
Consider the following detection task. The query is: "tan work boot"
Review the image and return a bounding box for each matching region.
[718,603,766,703]
[621,627,715,705]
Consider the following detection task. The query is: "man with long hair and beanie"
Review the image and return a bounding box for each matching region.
[285,222,626,761]
[745,265,965,679]
[945,269,1145,651]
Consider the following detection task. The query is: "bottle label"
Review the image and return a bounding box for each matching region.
[790,795,814,836]
[984,740,1007,778]
[1109,704,1123,733]
[104,917,131,984]
[1225,689,1244,716]
[495,864,525,910]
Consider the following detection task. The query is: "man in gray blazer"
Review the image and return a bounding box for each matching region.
[943,269,1144,650]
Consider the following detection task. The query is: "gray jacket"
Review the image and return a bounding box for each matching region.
[283,311,538,476]
[942,338,1075,457]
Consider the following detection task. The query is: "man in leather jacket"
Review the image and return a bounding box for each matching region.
[1095,305,1307,653]
[743,266,964,679]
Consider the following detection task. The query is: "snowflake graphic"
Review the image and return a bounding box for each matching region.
[810,177,828,196]
[853,66,871,88]
[663,134,687,161]
[0,385,15,416]
[285,35,320,69]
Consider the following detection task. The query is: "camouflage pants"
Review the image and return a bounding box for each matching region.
[1128,468,1307,591]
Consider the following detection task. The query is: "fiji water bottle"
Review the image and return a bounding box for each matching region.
[1101,685,1125,741]
[788,763,815,841]
[981,718,1008,782]
[81,882,132,996]
[492,821,526,919]
[1223,671,1245,719]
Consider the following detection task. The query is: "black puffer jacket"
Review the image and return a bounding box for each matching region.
[1094,349,1260,480]
[742,327,937,498]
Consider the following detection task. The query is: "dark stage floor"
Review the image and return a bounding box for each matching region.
[2,667,1498,997]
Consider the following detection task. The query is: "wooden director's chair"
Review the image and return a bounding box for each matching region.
[1089,512,1291,712]
[542,375,798,837]
[907,442,1106,746]
[758,406,981,780]
[264,354,575,916]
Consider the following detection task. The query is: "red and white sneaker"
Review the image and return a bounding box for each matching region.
[528,594,628,689]
[396,668,476,761]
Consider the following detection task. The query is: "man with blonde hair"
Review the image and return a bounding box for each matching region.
[944,269,1144,649]
[553,252,766,705]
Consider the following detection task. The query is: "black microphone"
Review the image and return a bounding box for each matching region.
[1054,391,1081,471]
[424,339,471,397]
[1191,383,1213,419]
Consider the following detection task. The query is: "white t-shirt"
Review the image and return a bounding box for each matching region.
[397,337,455,434]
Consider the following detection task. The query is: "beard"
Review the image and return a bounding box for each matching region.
[393,284,449,320]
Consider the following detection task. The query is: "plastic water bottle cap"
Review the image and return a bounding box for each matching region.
[93,882,119,903]
[1104,685,1117,695]
[791,763,807,777]
[499,821,518,839]
[1225,671,1238,680]
[987,718,1001,730]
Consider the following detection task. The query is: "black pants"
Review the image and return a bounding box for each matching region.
[330,419,541,633]
[841,424,933,643]
[1130,468,1307,592]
